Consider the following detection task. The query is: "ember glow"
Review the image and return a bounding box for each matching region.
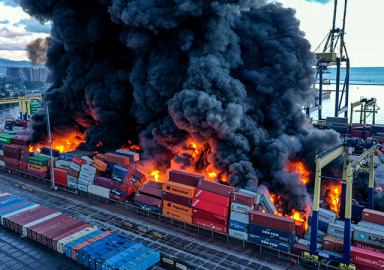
[30,133,84,153]
[328,186,341,212]
[376,187,383,191]
[287,161,310,185]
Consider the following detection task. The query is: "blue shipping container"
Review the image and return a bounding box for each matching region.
[228,220,248,233]
[60,153,81,161]
[0,199,27,210]
[77,234,118,264]
[111,173,130,185]
[110,188,127,198]
[249,223,296,243]
[94,241,136,270]
[106,162,116,170]
[113,166,130,181]
[133,201,161,213]
[248,234,292,253]
[308,216,328,233]
[102,243,145,270]
[0,202,35,217]
[65,229,106,257]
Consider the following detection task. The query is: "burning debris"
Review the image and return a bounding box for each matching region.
[21,0,342,215]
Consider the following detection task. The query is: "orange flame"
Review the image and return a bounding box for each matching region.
[30,133,83,153]
[376,187,383,191]
[328,186,341,212]
[287,161,310,185]
[151,170,160,182]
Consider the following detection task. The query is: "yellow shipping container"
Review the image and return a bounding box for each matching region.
[162,181,195,198]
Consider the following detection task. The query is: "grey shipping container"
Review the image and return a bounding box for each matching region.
[353,226,384,248]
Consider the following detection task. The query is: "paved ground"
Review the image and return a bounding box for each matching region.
[0,170,308,270]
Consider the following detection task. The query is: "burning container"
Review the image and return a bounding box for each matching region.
[259,193,277,214]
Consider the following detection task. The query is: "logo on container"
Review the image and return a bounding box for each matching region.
[167,203,171,207]
[166,186,171,190]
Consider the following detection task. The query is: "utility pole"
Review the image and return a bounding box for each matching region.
[46,101,56,190]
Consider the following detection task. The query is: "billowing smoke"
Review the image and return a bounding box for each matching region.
[21,0,341,212]
[305,0,332,4]
[354,167,384,212]
[26,37,50,65]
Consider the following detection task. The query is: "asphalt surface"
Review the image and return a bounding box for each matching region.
[0,170,308,270]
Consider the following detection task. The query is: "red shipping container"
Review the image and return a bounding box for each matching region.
[192,209,228,225]
[169,170,203,187]
[295,221,305,236]
[194,188,230,207]
[362,209,384,226]
[18,167,27,172]
[192,198,229,217]
[10,208,56,234]
[0,201,30,215]
[94,177,111,188]
[6,163,19,170]
[72,156,87,166]
[3,144,21,153]
[27,169,47,178]
[54,168,68,179]
[52,223,90,251]
[105,153,130,164]
[231,192,254,206]
[93,155,106,163]
[21,150,33,156]
[249,211,295,232]
[19,161,27,168]
[197,179,236,197]
[27,215,67,239]
[36,216,73,242]
[354,263,377,270]
[110,193,125,202]
[54,177,68,186]
[40,218,78,245]
[68,168,80,178]
[351,246,384,269]
[10,138,30,146]
[193,218,228,234]
[355,241,384,254]
[43,219,83,246]
[139,185,162,198]
[162,192,192,207]
[323,236,343,254]
[110,180,131,191]
[134,193,162,208]
[0,155,4,162]
[47,220,87,248]
[4,152,20,159]
[5,157,19,165]
[146,181,162,189]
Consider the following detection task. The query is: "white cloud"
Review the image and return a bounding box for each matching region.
[14,18,51,34]
[0,27,30,38]
[0,0,20,8]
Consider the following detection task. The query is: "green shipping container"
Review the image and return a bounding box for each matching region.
[27,156,50,167]
[67,151,89,157]
[0,134,17,144]
[2,130,17,135]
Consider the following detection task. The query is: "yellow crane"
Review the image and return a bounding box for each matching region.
[0,95,42,120]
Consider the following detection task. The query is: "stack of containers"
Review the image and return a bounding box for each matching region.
[110,165,132,202]
[134,181,163,212]
[19,149,33,172]
[0,133,17,146]
[353,209,384,254]
[76,157,95,192]
[229,191,254,240]
[0,143,4,167]
[52,168,69,186]
[132,170,147,192]
[351,247,384,269]
[162,172,197,223]
[307,208,336,244]
[192,179,235,234]
[4,144,21,170]
[27,156,50,178]
[248,211,296,252]
[238,189,261,211]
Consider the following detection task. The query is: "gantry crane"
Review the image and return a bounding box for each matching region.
[349,98,380,139]
[0,95,42,120]
[307,0,350,120]
[310,139,379,267]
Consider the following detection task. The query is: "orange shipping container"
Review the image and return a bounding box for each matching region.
[162,208,193,223]
[163,200,193,216]
[27,164,47,172]
[162,181,195,198]
[92,159,107,172]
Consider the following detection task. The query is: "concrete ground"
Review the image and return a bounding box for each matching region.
[0,170,308,270]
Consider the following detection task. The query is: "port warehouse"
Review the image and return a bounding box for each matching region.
[0,135,384,269]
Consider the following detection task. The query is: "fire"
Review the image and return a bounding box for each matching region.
[29,133,83,153]
[151,170,160,182]
[328,186,341,212]
[287,161,310,185]
[376,187,383,191]
[220,176,227,183]
[29,146,40,153]
[208,172,217,178]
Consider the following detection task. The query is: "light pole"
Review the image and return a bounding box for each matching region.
[46,101,56,190]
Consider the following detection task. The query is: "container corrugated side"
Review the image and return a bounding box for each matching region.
[362,209,384,226]
[28,215,69,240]
[57,226,99,254]
[192,198,229,217]
[228,220,248,233]
[194,188,230,207]
[249,223,295,243]
[65,229,105,257]
[23,213,61,236]
[4,206,50,233]
[88,185,110,199]
[353,226,384,248]
[354,241,384,254]
[230,211,249,225]
[45,219,86,248]
[113,248,160,270]
[249,211,295,232]
[76,234,117,264]
[310,207,336,224]
[327,222,354,240]
[39,217,78,245]
[193,218,228,234]
[91,240,135,270]
[51,222,90,250]
[104,243,146,270]
[71,231,112,261]
[351,246,384,269]
[14,208,56,234]
[230,202,254,214]
[248,234,292,253]
[1,203,39,224]
[95,242,138,270]
[228,229,248,240]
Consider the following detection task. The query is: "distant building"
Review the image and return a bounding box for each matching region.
[6,67,47,81]
[6,67,23,80]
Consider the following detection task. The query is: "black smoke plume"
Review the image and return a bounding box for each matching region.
[21,0,341,212]
[26,37,50,65]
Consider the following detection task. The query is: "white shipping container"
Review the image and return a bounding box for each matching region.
[260,193,277,214]
[70,162,81,172]
[67,181,77,189]
[78,184,88,192]
[0,193,10,198]
[79,171,95,181]
[0,161,5,167]
[229,229,248,241]
[297,239,322,249]
[57,226,99,254]
[56,160,71,170]
[357,221,384,232]
[310,208,336,224]
[335,220,357,230]
[67,175,78,183]
[327,223,354,239]
[353,226,384,248]
[81,164,97,175]
[22,213,62,236]
[78,178,92,186]
[0,150,3,155]
[116,149,139,161]
[230,211,249,224]
[81,156,93,165]
[88,185,110,199]
[1,204,39,225]
[231,203,254,214]
[33,151,39,155]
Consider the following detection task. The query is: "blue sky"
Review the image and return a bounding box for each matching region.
[0,0,383,67]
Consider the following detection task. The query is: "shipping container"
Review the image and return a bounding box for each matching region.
[249,211,295,233]
[238,189,261,205]
[357,221,384,231]
[162,192,192,207]
[146,181,162,189]
[27,169,47,178]
[5,163,19,170]
[105,153,130,164]
[68,168,80,178]
[81,156,93,165]
[163,200,192,216]
[47,220,89,248]
[27,156,50,166]
[327,222,354,239]
[4,151,20,159]
[94,177,111,188]
[353,226,384,248]
[110,180,131,191]
[110,188,127,198]
[192,198,229,217]
[193,218,228,234]
[78,184,88,192]
[53,168,68,178]
[134,201,161,212]
[22,213,62,236]
[260,193,277,214]
[92,159,107,172]
[162,181,195,198]
[109,151,135,164]
[67,182,77,189]
[231,202,254,214]
[362,209,384,226]
[351,246,384,269]
[110,173,129,186]
[322,236,343,254]
[162,208,192,223]
[88,185,110,199]
[310,208,337,224]
[231,192,255,207]
[228,219,248,233]
[0,134,17,144]
[56,160,71,170]
[308,216,329,233]
[295,221,305,236]
[291,243,309,256]
[297,239,322,250]
[249,223,295,243]
[5,157,20,166]
[81,164,97,175]
[78,177,92,186]
[51,223,92,250]
[57,226,99,254]
[38,217,78,245]
[169,170,203,187]
[4,206,48,232]
[10,138,30,146]
[60,153,81,162]
[54,177,68,186]
[194,188,230,207]
[70,162,81,172]
[355,241,384,254]
[3,144,21,153]
[230,211,249,225]
[134,193,162,208]
[132,170,147,188]
[110,194,125,202]
[248,234,292,252]
[1,204,39,224]
[138,185,162,198]
[196,179,235,197]
[228,229,248,240]
[79,171,95,181]
[113,166,131,180]
[39,147,59,157]
[306,226,327,240]
[67,175,78,183]
[65,230,109,258]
